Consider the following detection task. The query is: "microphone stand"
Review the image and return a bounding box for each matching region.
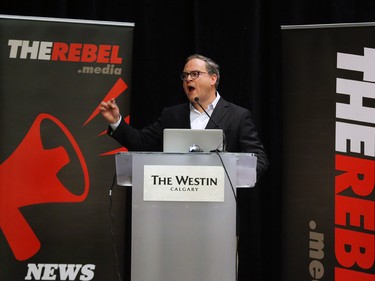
[194,97,226,151]
[195,97,238,278]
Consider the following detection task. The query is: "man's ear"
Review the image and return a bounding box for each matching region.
[210,74,217,86]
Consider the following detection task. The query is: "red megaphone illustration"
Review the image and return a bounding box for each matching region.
[0,113,89,261]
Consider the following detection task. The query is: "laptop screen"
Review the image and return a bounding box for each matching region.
[163,129,224,153]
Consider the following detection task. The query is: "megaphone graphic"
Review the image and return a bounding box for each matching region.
[0,113,90,261]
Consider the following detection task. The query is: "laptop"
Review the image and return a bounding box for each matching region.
[163,129,224,153]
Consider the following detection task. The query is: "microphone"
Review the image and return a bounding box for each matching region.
[194,97,226,151]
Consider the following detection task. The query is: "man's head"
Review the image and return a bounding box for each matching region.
[181,54,220,106]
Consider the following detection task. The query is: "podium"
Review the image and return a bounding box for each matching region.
[115,152,257,281]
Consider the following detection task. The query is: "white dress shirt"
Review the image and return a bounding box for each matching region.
[190,92,220,129]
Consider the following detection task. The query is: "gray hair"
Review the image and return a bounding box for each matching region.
[186,54,220,88]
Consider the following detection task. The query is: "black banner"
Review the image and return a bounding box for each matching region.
[281,23,375,281]
[0,15,134,280]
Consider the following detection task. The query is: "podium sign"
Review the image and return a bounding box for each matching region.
[115,152,256,281]
[143,165,225,202]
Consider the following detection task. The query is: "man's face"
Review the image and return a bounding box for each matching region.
[182,58,217,104]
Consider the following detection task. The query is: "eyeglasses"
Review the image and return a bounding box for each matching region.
[180,71,207,81]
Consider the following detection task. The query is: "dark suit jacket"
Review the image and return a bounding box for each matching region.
[109,97,269,176]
